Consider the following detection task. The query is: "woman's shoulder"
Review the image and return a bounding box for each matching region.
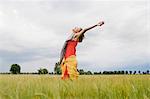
[67,39,78,43]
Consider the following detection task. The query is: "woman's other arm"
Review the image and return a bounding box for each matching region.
[74,21,104,39]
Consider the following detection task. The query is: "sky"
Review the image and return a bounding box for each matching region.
[0,0,149,72]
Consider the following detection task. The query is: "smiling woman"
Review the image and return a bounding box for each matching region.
[60,21,104,80]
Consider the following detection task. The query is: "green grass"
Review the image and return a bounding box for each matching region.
[0,75,149,99]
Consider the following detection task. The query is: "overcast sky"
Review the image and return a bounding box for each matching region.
[0,0,149,72]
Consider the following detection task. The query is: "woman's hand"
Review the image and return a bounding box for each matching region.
[97,21,104,26]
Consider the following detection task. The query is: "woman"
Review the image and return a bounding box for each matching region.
[60,21,104,80]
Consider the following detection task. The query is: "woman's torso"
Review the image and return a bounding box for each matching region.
[65,40,78,59]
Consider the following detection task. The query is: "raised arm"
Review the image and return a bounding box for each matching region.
[84,21,104,32]
[74,21,104,40]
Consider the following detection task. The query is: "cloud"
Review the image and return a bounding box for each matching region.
[0,0,149,72]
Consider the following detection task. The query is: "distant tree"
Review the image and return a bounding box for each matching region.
[108,71,113,74]
[38,68,48,74]
[129,71,132,74]
[138,71,141,74]
[10,64,21,74]
[94,72,98,75]
[99,72,102,74]
[103,71,106,74]
[115,71,118,74]
[142,71,147,74]
[146,70,149,74]
[38,68,43,74]
[86,71,92,75]
[133,71,136,74]
[43,68,48,74]
[78,69,84,75]
[125,71,128,74]
[121,71,124,74]
[54,62,61,74]
[49,72,54,75]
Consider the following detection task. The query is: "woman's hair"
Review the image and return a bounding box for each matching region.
[78,33,85,42]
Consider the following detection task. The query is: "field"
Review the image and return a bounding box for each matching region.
[0,75,149,99]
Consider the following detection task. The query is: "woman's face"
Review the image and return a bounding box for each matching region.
[72,27,82,33]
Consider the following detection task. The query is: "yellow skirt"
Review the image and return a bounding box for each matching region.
[61,55,79,80]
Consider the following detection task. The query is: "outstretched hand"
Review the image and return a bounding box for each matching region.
[97,21,104,26]
[80,21,104,34]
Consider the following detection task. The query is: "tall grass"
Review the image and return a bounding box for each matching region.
[0,75,149,99]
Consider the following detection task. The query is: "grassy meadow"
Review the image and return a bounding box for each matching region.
[0,75,149,99]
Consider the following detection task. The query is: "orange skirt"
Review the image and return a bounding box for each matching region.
[61,55,79,80]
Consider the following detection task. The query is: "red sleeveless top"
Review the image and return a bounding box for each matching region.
[65,40,78,59]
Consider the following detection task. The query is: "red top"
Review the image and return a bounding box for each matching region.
[65,40,78,59]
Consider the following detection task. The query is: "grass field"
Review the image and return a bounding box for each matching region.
[0,75,149,99]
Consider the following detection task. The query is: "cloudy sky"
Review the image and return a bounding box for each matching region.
[0,0,149,72]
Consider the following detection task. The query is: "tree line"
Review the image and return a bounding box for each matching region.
[0,64,149,75]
